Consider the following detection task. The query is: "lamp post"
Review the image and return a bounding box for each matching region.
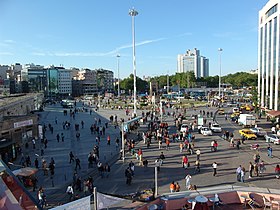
[129,8,138,117]
[116,54,121,98]
[218,48,223,98]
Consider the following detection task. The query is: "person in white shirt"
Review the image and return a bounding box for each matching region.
[212,162,217,176]
[66,185,74,201]
[196,149,201,160]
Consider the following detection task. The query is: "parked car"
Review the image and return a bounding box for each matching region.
[180,124,188,133]
[200,127,213,136]
[265,134,280,145]
[250,127,267,137]
[239,129,257,140]
[210,123,222,133]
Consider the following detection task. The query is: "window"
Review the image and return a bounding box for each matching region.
[266,4,278,19]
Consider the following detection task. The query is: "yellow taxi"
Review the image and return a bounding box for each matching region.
[218,108,225,115]
[239,129,257,140]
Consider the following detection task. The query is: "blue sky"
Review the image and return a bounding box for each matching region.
[0,0,268,78]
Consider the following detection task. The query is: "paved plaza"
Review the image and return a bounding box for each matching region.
[10,102,280,208]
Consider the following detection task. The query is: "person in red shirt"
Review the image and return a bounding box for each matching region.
[166,137,170,150]
[138,149,143,166]
[275,164,280,179]
[107,135,110,145]
[182,155,188,169]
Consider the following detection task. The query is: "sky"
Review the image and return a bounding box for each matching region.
[0,0,269,79]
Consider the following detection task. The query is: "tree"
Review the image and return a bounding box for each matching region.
[120,74,148,93]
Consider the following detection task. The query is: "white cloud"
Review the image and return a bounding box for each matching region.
[31,37,167,57]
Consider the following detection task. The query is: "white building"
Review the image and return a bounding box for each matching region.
[177,48,209,78]
[58,69,72,95]
[258,0,280,110]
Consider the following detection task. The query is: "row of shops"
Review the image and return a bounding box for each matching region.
[0,115,39,163]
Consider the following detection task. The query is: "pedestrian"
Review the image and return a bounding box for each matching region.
[259,160,266,175]
[32,138,36,149]
[267,145,273,158]
[254,163,259,177]
[56,133,60,142]
[107,135,111,145]
[104,163,110,178]
[76,132,80,141]
[185,174,192,190]
[125,167,132,185]
[138,149,143,166]
[249,162,254,179]
[166,137,170,150]
[81,120,84,129]
[75,157,81,170]
[169,181,176,193]
[61,133,64,142]
[182,155,189,169]
[159,152,165,165]
[69,151,75,163]
[241,167,246,182]
[38,187,44,207]
[236,139,241,150]
[66,184,74,201]
[275,164,280,179]
[175,182,181,192]
[212,162,217,176]
[195,160,200,173]
[253,153,260,164]
[196,149,201,160]
[236,165,242,182]
[129,161,135,176]
[179,142,184,153]
[42,161,48,176]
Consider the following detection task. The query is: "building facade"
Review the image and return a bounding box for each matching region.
[258,0,280,110]
[96,68,114,93]
[177,48,209,78]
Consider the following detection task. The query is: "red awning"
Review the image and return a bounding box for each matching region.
[266,110,280,117]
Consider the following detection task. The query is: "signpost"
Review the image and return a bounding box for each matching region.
[121,116,141,162]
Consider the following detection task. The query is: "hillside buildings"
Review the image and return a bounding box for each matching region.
[177,48,209,78]
[258,0,280,110]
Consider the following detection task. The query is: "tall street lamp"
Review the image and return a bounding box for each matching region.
[129,8,138,117]
[116,54,121,98]
[218,48,223,98]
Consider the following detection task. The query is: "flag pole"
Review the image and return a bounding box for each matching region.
[94,187,97,210]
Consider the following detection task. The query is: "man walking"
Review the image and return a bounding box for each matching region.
[196,149,201,160]
[75,157,81,170]
[236,165,242,182]
[212,162,217,176]
[69,151,75,163]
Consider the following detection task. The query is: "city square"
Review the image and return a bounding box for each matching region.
[1,0,280,209]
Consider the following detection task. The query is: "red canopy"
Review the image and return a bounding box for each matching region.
[267,110,280,118]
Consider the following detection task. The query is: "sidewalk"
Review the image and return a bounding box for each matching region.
[10,103,147,208]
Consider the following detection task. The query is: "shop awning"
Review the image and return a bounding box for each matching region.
[12,167,38,177]
[266,110,280,118]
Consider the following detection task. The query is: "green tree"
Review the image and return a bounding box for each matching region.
[120,74,148,93]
